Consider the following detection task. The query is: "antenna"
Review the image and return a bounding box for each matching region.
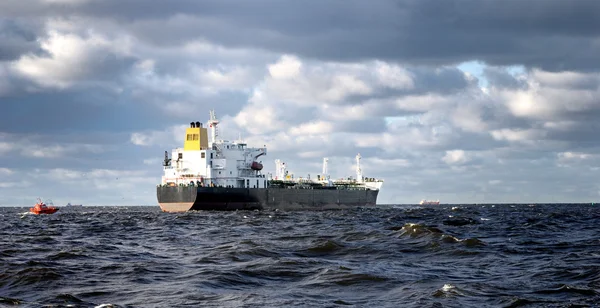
[322,157,329,180]
[275,159,287,180]
[208,109,220,144]
[356,153,363,183]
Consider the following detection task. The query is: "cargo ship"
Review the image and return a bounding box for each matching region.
[157,111,383,212]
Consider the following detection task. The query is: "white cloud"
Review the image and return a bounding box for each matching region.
[556,151,598,168]
[289,121,334,136]
[130,133,153,146]
[250,55,378,107]
[394,94,450,112]
[490,128,546,142]
[0,180,31,189]
[531,69,598,89]
[451,104,489,133]
[130,125,186,147]
[194,66,253,93]
[12,28,130,89]
[0,168,13,176]
[268,54,302,79]
[234,103,300,135]
[499,70,600,120]
[27,144,69,158]
[37,168,152,188]
[442,150,470,165]
[321,102,381,121]
[0,136,109,158]
[143,158,162,165]
[374,61,414,89]
[0,141,14,154]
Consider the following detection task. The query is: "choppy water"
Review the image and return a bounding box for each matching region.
[1,204,599,307]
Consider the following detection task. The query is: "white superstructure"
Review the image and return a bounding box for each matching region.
[161,111,268,188]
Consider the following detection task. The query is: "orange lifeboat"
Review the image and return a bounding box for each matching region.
[251,161,263,171]
[30,199,59,215]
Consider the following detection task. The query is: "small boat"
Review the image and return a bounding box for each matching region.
[30,198,59,215]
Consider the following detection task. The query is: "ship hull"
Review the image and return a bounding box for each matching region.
[157,186,379,212]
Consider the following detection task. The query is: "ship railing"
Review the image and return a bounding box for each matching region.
[159,176,266,187]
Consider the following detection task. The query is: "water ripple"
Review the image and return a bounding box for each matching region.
[1,204,599,307]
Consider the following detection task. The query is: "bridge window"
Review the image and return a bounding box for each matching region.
[201,152,205,158]
[178,153,183,159]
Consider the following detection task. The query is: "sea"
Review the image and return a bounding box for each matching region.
[1,204,599,307]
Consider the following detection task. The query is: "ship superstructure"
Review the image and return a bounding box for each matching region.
[157,111,384,212]
[161,111,267,190]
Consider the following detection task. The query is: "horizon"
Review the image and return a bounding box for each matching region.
[1,202,598,208]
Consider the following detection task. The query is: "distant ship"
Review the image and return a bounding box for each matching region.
[419,199,440,205]
[157,110,384,212]
[65,203,82,207]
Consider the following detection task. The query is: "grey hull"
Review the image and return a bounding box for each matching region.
[157,186,379,212]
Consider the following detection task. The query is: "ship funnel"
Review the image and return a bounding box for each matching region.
[190,122,195,128]
[195,121,200,128]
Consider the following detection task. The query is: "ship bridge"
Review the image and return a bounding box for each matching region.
[160,111,268,189]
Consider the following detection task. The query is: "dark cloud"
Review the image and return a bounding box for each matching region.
[68,0,599,71]
[4,0,598,70]
[545,120,600,146]
[484,67,526,90]
[411,67,473,93]
[0,89,168,134]
[0,19,43,61]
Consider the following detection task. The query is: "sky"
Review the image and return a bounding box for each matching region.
[2,0,600,206]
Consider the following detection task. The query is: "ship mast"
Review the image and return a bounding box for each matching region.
[275,159,287,180]
[208,109,219,145]
[356,153,363,183]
